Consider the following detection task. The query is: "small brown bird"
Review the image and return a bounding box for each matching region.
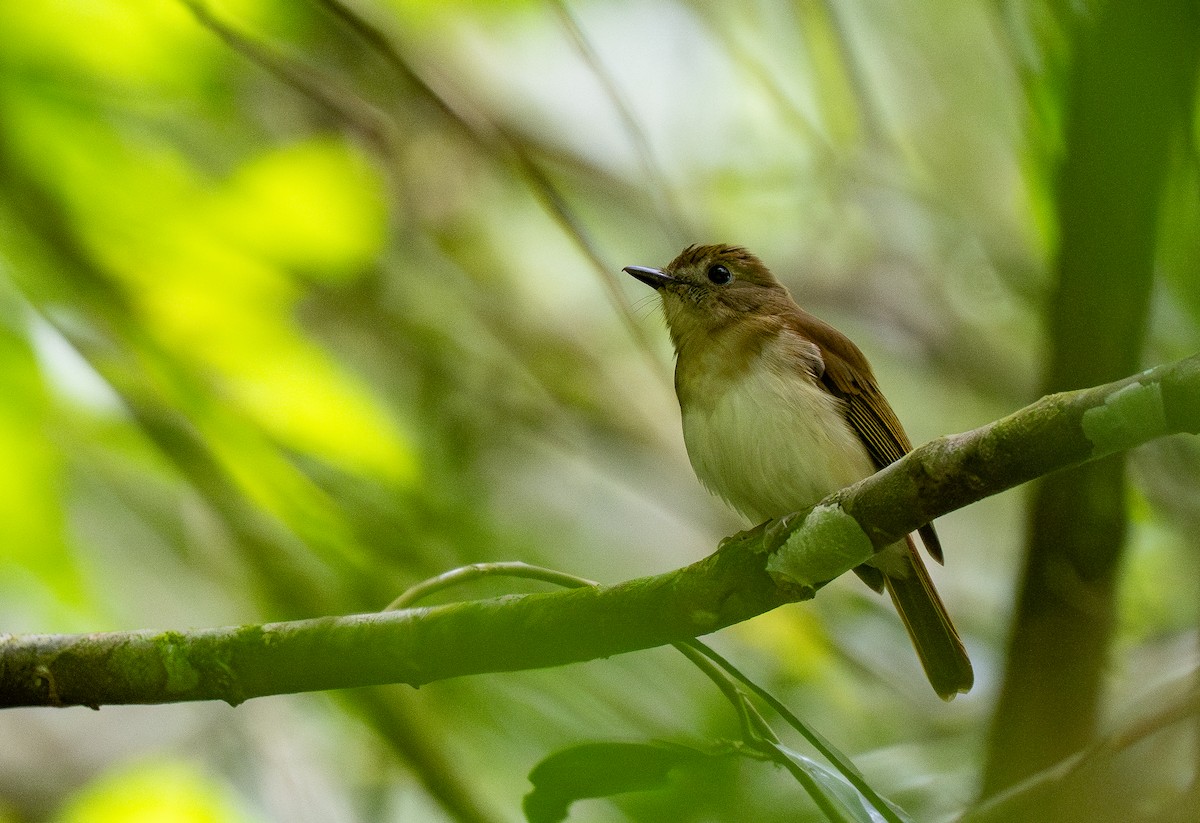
[625,244,972,700]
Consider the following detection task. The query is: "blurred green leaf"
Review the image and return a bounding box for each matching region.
[211,138,386,278]
[774,745,913,823]
[523,741,710,823]
[55,760,256,823]
[0,0,219,92]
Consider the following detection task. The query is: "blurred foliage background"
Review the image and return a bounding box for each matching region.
[0,0,1198,821]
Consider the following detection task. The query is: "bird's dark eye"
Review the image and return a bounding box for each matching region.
[707,264,732,285]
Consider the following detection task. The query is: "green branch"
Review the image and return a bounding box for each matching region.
[2,354,1197,709]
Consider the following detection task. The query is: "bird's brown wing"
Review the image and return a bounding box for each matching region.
[794,310,944,563]
[786,310,968,697]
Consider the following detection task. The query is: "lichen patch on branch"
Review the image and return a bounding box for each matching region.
[1082,380,1168,458]
[158,632,201,694]
[766,503,874,588]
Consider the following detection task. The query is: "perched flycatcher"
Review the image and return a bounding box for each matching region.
[625,244,973,700]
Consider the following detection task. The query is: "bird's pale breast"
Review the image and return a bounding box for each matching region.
[680,353,876,524]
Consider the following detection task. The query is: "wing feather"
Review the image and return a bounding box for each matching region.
[786,309,944,563]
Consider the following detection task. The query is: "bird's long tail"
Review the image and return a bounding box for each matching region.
[882,536,973,700]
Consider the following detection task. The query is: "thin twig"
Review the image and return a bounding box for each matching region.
[549,0,690,243]
[386,561,596,610]
[306,0,674,391]
[180,0,395,154]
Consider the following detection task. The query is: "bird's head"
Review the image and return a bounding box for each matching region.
[624,244,790,348]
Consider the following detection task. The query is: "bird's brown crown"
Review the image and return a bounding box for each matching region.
[666,244,782,289]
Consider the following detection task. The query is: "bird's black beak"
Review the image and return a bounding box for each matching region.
[623,265,675,290]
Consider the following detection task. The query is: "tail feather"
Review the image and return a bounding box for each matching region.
[881,536,973,700]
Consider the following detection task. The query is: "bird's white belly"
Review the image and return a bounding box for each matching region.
[681,365,875,524]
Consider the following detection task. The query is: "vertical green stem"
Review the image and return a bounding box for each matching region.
[982,0,1200,805]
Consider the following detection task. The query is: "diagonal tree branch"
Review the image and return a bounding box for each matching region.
[1,353,1197,709]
